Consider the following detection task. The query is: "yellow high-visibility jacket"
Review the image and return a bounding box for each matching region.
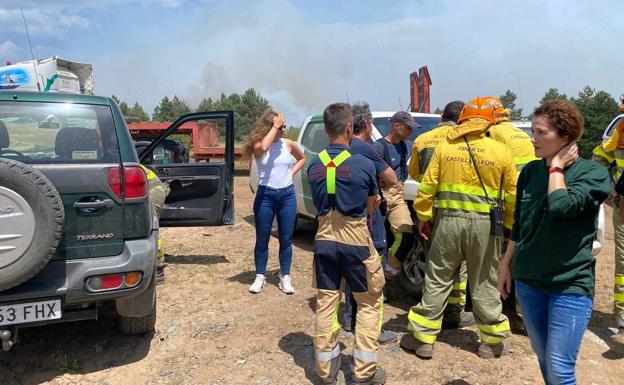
[414,118,518,229]
[488,121,537,172]
[596,120,624,181]
[409,121,455,182]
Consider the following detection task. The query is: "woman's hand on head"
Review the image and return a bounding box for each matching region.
[272,113,286,129]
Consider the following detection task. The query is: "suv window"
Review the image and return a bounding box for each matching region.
[373,116,441,141]
[301,121,328,153]
[0,101,119,164]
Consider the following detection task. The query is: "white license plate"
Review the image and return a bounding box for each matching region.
[0,299,62,326]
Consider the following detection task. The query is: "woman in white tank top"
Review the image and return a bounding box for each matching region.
[242,110,304,294]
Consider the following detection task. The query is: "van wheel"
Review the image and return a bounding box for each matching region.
[0,158,64,291]
[399,239,427,301]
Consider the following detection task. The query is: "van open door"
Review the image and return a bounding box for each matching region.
[138,111,235,226]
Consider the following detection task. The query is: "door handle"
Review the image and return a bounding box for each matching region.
[74,199,114,210]
[177,177,194,188]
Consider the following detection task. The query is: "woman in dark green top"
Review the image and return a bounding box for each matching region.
[497,100,610,385]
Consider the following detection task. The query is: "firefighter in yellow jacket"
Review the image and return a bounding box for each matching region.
[592,104,624,351]
[488,106,537,171]
[307,103,387,385]
[401,97,517,359]
[134,142,171,283]
[409,100,475,330]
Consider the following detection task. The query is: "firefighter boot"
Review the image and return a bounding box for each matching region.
[321,354,342,385]
[352,366,387,385]
[442,311,476,329]
[400,333,434,359]
[477,340,510,359]
[378,330,398,345]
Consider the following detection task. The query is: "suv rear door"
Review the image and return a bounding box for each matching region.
[0,99,125,260]
[138,112,235,227]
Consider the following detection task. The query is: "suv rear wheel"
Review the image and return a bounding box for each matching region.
[119,301,157,335]
[118,270,157,335]
[0,158,64,290]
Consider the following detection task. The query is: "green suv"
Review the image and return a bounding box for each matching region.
[0,91,234,351]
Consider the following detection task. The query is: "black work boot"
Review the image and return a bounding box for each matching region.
[321,354,342,385]
[352,366,387,384]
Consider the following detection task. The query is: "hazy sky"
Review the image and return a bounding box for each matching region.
[1,0,622,125]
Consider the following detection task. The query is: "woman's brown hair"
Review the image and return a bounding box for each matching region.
[533,100,584,141]
[242,109,278,159]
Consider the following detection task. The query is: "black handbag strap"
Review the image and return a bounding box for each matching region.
[463,136,503,204]
[380,138,392,165]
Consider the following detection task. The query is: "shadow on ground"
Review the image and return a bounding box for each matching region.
[0,304,152,385]
[587,309,624,360]
[279,332,360,385]
[228,268,282,286]
[164,254,230,265]
[279,332,322,385]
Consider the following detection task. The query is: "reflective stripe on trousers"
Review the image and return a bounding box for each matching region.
[612,205,624,326]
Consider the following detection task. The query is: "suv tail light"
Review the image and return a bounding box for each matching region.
[108,166,148,199]
[85,271,144,292]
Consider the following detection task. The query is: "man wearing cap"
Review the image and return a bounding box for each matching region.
[342,102,398,345]
[372,111,418,280]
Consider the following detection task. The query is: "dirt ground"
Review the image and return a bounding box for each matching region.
[2,175,624,385]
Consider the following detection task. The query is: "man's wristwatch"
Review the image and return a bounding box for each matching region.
[548,166,565,174]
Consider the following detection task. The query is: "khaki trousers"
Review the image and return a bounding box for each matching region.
[407,211,509,344]
[313,211,385,381]
[383,183,414,270]
[613,206,624,327]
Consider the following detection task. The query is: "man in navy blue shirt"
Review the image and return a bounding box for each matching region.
[372,111,418,279]
[307,103,387,385]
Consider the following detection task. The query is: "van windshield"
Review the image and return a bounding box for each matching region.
[373,116,441,141]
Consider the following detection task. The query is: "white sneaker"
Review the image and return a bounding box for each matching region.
[249,274,266,294]
[279,275,295,294]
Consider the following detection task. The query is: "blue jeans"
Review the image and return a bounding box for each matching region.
[515,280,593,385]
[253,185,297,276]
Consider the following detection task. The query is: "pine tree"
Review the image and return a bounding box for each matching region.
[499,90,523,120]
